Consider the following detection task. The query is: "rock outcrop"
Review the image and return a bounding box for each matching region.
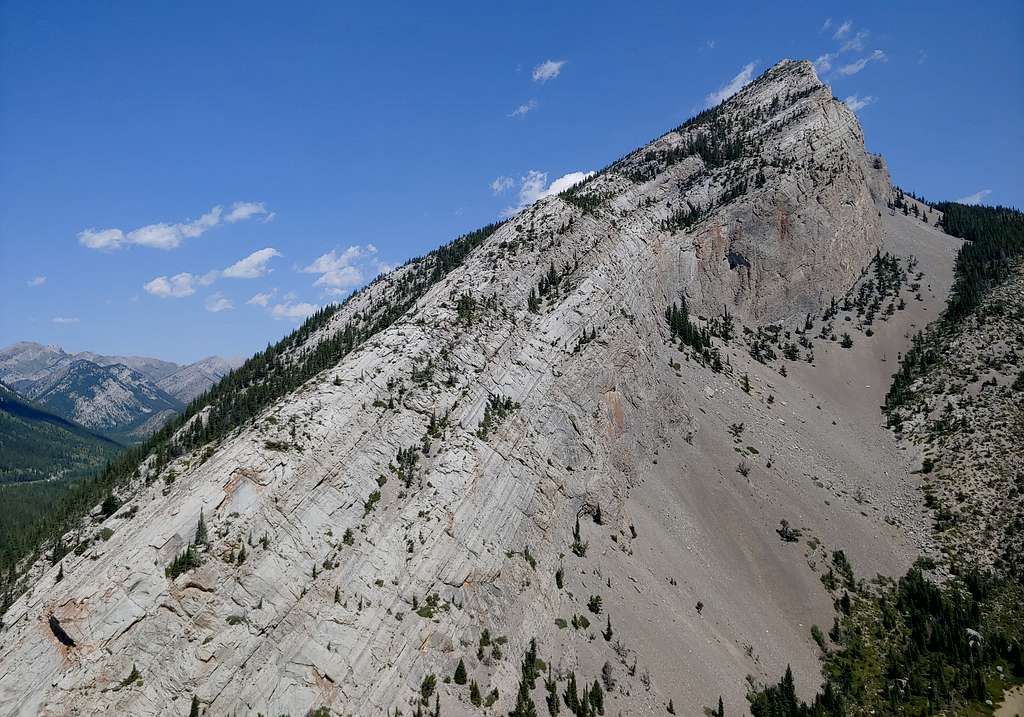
[0,60,950,717]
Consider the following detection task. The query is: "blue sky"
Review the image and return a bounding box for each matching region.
[2,1,1021,363]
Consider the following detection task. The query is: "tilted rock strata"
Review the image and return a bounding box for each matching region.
[0,60,941,716]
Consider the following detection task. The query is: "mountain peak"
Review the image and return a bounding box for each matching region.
[0,58,914,717]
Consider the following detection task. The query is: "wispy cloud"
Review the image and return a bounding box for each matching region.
[27,275,46,287]
[52,316,79,324]
[509,99,538,118]
[205,292,233,313]
[704,61,757,108]
[490,176,516,195]
[840,30,869,53]
[844,94,876,111]
[917,50,928,65]
[225,201,273,224]
[246,289,276,307]
[270,301,319,321]
[814,53,837,73]
[956,189,992,205]
[836,49,887,76]
[821,18,832,32]
[817,21,875,75]
[502,170,595,217]
[222,248,281,279]
[532,60,566,83]
[79,201,270,251]
[144,272,202,298]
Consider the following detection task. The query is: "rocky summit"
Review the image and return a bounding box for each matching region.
[0,60,979,715]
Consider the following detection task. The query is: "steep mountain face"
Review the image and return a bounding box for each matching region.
[0,343,240,440]
[156,356,245,405]
[0,60,954,716]
[25,359,182,443]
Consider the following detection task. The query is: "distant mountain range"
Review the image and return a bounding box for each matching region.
[0,342,241,443]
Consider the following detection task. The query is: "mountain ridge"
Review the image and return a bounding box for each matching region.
[0,59,973,716]
[0,342,242,441]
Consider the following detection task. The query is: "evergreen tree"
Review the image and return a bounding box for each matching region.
[590,680,604,715]
[563,672,579,712]
[420,674,437,704]
[454,657,467,685]
[50,534,65,565]
[545,668,560,716]
[194,510,208,546]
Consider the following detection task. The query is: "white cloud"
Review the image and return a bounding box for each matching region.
[52,316,79,324]
[78,201,269,251]
[225,201,272,223]
[545,171,595,198]
[205,292,233,313]
[490,176,515,195]
[302,245,382,294]
[144,249,279,301]
[821,18,832,31]
[836,49,887,76]
[532,60,566,83]
[833,20,852,39]
[704,62,757,108]
[509,99,538,118]
[814,53,837,73]
[270,301,319,320]
[27,276,46,287]
[197,271,219,286]
[222,248,281,279]
[77,228,126,250]
[144,272,198,298]
[705,40,716,50]
[844,94,876,111]
[917,50,928,65]
[247,289,276,307]
[502,169,595,216]
[956,189,992,205]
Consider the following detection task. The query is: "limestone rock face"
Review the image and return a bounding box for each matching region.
[0,60,939,717]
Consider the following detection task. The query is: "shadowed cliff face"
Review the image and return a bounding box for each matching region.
[0,60,945,717]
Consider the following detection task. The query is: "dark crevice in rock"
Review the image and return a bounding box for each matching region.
[48,614,76,647]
